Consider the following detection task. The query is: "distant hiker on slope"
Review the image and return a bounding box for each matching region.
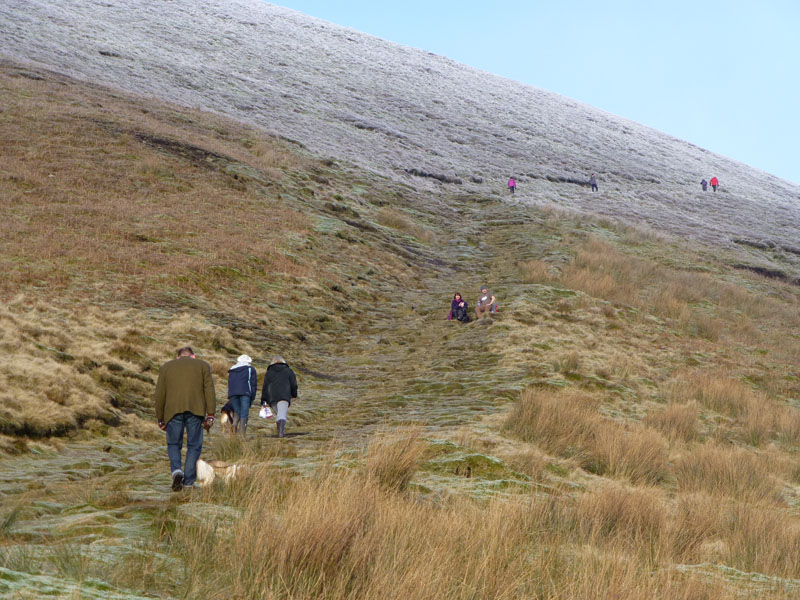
[261,356,298,439]
[475,285,497,320]
[154,346,216,492]
[508,176,517,194]
[710,176,719,192]
[589,173,598,192]
[227,354,257,438]
[701,179,708,191]
[448,292,470,323]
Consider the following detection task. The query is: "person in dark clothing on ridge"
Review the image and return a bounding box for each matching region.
[261,356,298,438]
[701,179,708,191]
[710,176,719,192]
[589,173,598,192]
[154,346,216,492]
[448,292,470,323]
[227,354,257,437]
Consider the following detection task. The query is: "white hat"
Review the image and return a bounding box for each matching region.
[237,354,252,364]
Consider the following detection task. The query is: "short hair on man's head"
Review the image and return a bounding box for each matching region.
[270,355,286,365]
[177,346,194,357]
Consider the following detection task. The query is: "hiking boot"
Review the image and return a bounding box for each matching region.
[171,470,184,492]
[277,419,286,438]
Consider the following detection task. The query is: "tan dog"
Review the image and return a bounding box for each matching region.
[195,458,247,487]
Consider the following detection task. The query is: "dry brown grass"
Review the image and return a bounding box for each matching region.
[663,371,754,417]
[518,258,552,283]
[674,444,780,503]
[505,388,669,484]
[522,236,800,350]
[0,294,269,437]
[0,68,318,301]
[6,64,800,599]
[160,437,760,600]
[553,350,581,374]
[0,66,426,438]
[576,483,668,557]
[365,426,426,492]
[589,426,670,485]
[644,403,700,442]
[662,370,800,447]
[671,493,800,579]
[376,207,438,244]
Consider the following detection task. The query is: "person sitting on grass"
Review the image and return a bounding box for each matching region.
[475,285,497,320]
[448,292,470,323]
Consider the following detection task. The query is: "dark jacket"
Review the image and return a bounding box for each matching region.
[228,365,258,401]
[260,362,298,409]
[154,357,216,424]
[448,296,470,322]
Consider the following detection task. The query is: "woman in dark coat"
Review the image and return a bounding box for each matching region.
[447,293,470,323]
[260,356,298,438]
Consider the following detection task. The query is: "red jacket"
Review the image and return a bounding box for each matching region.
[710,177,719,186]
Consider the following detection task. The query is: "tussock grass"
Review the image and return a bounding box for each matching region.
[376,207,438,244]
[663,371,800,446]
[5,66,800,599]
[520,236,800,347]
[366,427,426,492]
[210,433,285,464]
[589,426,670,485]
[644,403,700,442]
[722,502,800,578]
[671,493,800,579]
[663,371,754,417]
[553,350,581,374]
[674,444,780,503]
[504,387,597,455]
[519,258,552,283]
[576,483,668,556]
[162,441,742,600]
[505,388,669,484]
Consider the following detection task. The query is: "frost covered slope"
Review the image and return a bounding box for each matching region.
[2,0,799,251]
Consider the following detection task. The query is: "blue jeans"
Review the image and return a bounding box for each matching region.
[229,395,253,417]
[166,412,204,486]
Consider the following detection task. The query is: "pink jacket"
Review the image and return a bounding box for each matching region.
[508,178,516,187]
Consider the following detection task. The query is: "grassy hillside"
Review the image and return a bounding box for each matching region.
[4,0,800,256]
[2,64,800,599]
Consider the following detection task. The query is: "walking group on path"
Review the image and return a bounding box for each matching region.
[156,167,726,492]
[507,173,724,195]
[154,346,298,491]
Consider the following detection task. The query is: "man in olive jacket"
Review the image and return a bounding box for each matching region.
[154,346,216,491]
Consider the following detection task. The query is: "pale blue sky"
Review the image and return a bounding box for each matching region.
[271,1,799,184]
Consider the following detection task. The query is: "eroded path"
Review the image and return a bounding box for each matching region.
[0,197,691,597]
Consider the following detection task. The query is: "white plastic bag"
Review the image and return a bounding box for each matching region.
[259,405,274,419]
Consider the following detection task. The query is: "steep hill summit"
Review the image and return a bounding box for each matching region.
[2,0,799,261]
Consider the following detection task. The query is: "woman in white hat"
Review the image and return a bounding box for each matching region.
[227,354,258,437]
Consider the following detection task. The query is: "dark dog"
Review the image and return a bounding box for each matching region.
[219,400,235,434]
